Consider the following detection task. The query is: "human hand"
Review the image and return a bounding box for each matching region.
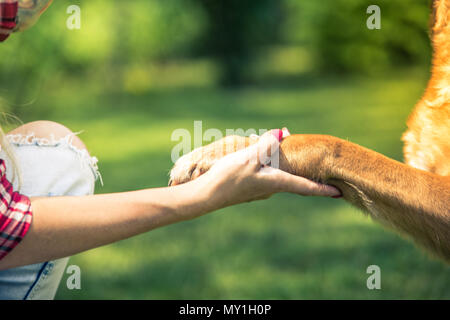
[186,130,341,212]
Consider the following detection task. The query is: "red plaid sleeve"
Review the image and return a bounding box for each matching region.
[0,1,18,42]
[0,159,33,260]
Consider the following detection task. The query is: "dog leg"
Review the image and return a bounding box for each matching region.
[169,134,450,262]
[279,134,449,261]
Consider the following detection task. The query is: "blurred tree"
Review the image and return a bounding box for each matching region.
[195,0,282,86]
[283,0,431,75]
[0,0,434,104]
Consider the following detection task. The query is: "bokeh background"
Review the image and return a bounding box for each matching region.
[1,0,449,299]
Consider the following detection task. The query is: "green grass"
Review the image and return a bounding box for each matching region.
[14,69,449,299]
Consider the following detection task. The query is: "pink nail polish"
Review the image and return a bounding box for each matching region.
[271,129,283,141]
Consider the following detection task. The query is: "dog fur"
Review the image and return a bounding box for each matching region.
[169,0,450,262]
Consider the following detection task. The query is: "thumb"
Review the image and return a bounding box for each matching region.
[243,129,283,165]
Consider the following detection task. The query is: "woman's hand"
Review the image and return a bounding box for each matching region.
[189,130,341,215]
[0,127,339,270]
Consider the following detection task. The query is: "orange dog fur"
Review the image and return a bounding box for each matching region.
[170,0,450,262]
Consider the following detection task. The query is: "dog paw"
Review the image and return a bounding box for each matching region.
[169,135,254,186]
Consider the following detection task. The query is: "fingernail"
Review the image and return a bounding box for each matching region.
[270,129,283,141]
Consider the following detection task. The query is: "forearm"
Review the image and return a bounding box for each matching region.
[280,134,450,261]
[0,181,212,270]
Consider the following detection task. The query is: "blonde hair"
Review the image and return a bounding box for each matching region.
[0,128,22,187]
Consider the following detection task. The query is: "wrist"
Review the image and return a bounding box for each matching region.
[170,177,217,221]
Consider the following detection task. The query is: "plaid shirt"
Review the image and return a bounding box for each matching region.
[0,1,18,42]
[0,159,33,260]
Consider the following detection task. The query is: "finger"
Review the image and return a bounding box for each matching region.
[242,129,282,166]
[221,129,284,167]
[258,166,342,197]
